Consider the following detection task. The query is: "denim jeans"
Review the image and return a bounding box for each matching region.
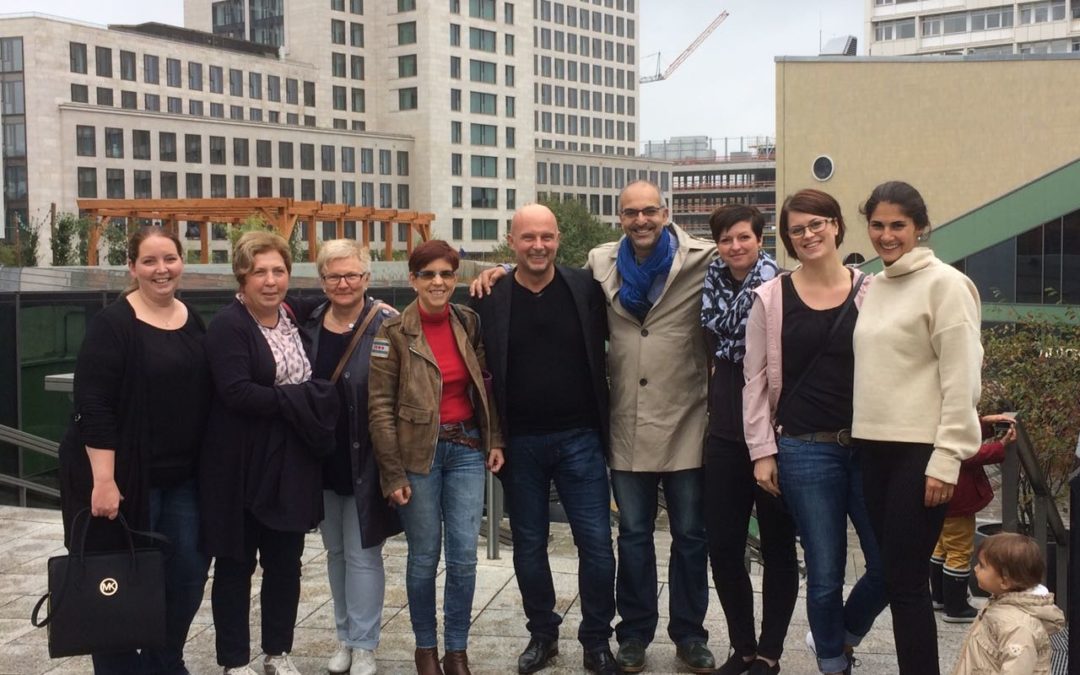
[610,468,709,647]
[321,491,385,651]
[397,436,486,652]
[92,478,210,675]
[505,428,616,650]
[776,437,887,674]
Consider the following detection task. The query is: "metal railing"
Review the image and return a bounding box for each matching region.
[1000,419,1070,611]
[0,423,61,504]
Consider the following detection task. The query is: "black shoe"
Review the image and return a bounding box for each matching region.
[675,641,715,673]
[517,636,558,674]
[583,646,623,674]
[942,572,978,623]
[715,652,754,675]
[615,639,646,673]
[747,658,780,675]
[929,557,945,610]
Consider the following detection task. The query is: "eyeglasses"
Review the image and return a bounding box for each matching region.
[414,270,456,280]
[788,218,833,239]
[321,272,368,285]
[620,206,663,219]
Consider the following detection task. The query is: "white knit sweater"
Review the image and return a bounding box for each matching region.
[852,247,983,483]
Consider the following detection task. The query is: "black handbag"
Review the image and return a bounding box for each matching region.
[31,508,169,658]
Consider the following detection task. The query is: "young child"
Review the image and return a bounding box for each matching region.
[952,533,1065,675]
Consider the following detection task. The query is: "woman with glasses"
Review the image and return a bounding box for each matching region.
[299,240,402,675]
[369,240,504,675]
[852,181,982,675]
[742,190,886,675]
[200,231,338,675]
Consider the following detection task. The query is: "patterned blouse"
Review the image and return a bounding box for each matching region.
[238,295,312,385]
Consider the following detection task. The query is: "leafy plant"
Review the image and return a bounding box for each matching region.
[0,214,39,266]
[103,220,129,265]
[480,197,621,267]
[226,214,304,262]
[51,212,93,266]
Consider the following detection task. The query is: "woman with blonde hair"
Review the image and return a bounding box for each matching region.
[200,230,338,675]
[300,240,402,675]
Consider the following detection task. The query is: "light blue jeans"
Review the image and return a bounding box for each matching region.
[320,491,385,651]
[397,436,486,652]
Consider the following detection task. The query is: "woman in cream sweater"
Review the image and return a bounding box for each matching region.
[852,181,983,675]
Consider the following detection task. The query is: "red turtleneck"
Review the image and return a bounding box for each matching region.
[418,304,473,425]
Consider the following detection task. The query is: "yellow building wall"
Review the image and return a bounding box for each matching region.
[775,56,1080,267]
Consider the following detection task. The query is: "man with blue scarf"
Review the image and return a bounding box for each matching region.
[588,181,715,674]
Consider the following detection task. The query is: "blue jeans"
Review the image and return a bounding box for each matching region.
[397,437,486,652]
[777,437,887,674]
[506,428,616,650]
[610,468,709,647]
[321,491,385,650]
[93,478,210,675]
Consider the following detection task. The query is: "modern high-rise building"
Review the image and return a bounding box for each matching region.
[867,0,1080,55]
[0,1,672,265]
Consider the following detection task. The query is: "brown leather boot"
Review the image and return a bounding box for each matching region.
[415,647,444,675]
[442,650,471,675]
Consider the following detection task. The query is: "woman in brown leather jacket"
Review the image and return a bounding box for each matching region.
[368,240,503,675]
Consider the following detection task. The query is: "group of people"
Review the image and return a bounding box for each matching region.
[55,176,1062,675]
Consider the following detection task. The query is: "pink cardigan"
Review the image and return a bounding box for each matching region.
[742,270,871,461]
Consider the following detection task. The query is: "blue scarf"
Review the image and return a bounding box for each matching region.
[617,226,675,322]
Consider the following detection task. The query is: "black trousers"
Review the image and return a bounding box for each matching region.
[861,442,948,675]
[212,510,306,668]
[703,435,799,661]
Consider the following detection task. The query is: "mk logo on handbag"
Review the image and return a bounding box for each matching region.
[98,578,118,596]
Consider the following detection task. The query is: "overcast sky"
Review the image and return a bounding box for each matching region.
[8,0,866,144]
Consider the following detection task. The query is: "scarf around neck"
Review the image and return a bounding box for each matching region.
[617,225,675,321]
[701,251,780,363]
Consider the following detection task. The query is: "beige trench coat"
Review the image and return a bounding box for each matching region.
[587,223,714,472]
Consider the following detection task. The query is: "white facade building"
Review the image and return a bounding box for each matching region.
[867,0,1080,55]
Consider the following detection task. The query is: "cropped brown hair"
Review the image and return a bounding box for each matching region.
[408,239,459,274]
[979,533,1044,592]
[709,204,764,243]
[778,189,846,260]
[233,230,292,286]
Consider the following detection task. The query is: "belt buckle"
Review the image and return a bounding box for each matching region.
[837,429,852,447]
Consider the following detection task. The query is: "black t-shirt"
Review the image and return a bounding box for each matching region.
[506,271,598,435]
[708,356,745,441]
[137,314,210,488]
[313,325,353,495]
[777,275,856,435]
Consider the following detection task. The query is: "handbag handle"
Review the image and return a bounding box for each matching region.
[330,301,386,384]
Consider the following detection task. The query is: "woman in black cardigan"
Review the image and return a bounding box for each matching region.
[199,231,337,675]
[58,226,211,674]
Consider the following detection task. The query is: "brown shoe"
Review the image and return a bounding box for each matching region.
[442,650,472,675]
[415,647,444,675]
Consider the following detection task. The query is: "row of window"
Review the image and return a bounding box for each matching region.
[449,121,517,148]
[69,43,316,106]
[536,82,636,114]
[328,0,365,14]
[330,19,366,47]
[76,167,409,208]
[70,84,319,126]
[450,217,503,241]
[451,0,516,24]
[448,154,517,179]
[449,186,517,210]
[537,1,637,30]
[536,56,636,94]
[535,161,662,191]
[0,37,22,73]
[73,126,408,175]
[535,139,634,155]
[535,28,637,66]
[447,89,517,117]
[875,1,1072,41]
[535,111,635,143]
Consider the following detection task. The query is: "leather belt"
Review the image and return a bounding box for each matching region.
[785,429,853,447]
[438,420,480,448]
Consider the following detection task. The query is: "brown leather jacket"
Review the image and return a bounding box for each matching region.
[368,300,504,498]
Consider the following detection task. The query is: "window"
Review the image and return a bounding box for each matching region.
[351,55,365,80]
[166,58,181,86]
[451,121,462,143]
[230,68,244,96]
[505,34,514,55]
[77,167,97,198]
[133,130,151,160]
[398,87,418,110]
[234,138,249,166]
[341,146,355,172]
[185,134,201,163]
[506,157,516,179]
[471,219,498,240]
[230,104,244,120]
[189,61,203,90]
[332,52,346,77]
[210,173,226,198]
[351,0,364,11]
[379,149,392,175]
[398,22,417,44]
[352,87,365,112]
[279,141,294,169]
[451,88,462,110]
[70,42,87,73]
[399,54,418,78]
[106,169,125,198]
[160,172,177,198]
[95,46,112,77]
[286,78,298,103]
[452,185,463,207]
[874,18,915,40]
[470,123,497,145]
[451,24,462,46]
[249,72,262,99]
[506,188,516,209]
[76,126,96,156]
[360,148,374,173]
[398,184,410,208]
[351,22,364,46]
[101,128,123,159]
[469,0,495,20]
[332,0,344,9]
[72,83,88,103]
[189,100,204,116]
[470,59,496,83]
[267,75,280,101]
[505,65,515,86]
[505,95,515,117]
[160,132,177,161]
[361,182,374,205]
[452,218,463,239]
[209,65,224,93]
[96,87,113,107]
[379,183,392,207]
[399,0,416,10]
[134,170,153,199]
[209,136,226,164]
[471,187,497,208]
[451,153,463,176]
[397,151,409,175]
[451,56,461,78]
[333,85,347,110]
[505,2,514,23]
[144,54,159,83]
[332,19,346,43]
[304,81,316,106]
[471,155,497,177]
[185,173,202,198]
[321,144,336,171]
[470,91,496,114]
[469,27,497,51]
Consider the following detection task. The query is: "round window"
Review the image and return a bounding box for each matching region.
[811,155,834,182]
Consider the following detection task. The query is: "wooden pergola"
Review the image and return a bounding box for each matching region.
[75,198,435,265]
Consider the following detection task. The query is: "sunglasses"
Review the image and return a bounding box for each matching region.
[415,270,456,280]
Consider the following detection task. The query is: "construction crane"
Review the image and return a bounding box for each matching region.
[640,10,729,84]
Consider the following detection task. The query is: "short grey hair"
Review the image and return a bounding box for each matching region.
[316,239,371,276]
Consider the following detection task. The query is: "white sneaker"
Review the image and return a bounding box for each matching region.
[224,667,259,675]
[350,648,377,675]
[328,643,353,673]
[264,653,302,675]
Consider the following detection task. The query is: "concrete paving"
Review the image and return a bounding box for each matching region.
[1,505,975,675]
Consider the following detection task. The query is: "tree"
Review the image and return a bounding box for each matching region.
[227,214,304,262]
[482,197,621,267]
[0,213,39,266]
[103,220,129,265]
[51,212,93,266]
